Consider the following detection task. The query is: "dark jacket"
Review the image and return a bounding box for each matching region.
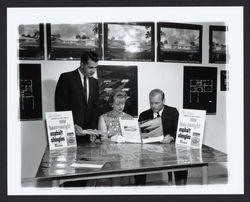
[55,69,99,143]
[138,105,179,140]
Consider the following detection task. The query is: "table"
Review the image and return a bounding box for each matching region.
[35,142,227,186]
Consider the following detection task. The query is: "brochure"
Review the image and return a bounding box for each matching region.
[140,117,164,143]
[70,157,107,169]
[119,117,142,143]
[175,109,206,148]
[118,117,164,144]
[45,111,77,150]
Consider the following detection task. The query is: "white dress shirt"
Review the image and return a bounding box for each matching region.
[153,107,164,118]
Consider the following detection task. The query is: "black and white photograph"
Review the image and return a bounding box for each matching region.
[97,65,138,116]
[209,25,229,64]
[47,23,102,60]
[183,66,217,114]
[157,22,202,63]
[220,70,229,91]
[18,24,44,60]
[104,22,155,61]
[6,7,243,196]
[19,64,43,120]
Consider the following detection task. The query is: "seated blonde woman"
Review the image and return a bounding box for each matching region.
[97,90,133,186]
[98,90,133,143]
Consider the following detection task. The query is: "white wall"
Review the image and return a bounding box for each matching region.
[20,21,227,179]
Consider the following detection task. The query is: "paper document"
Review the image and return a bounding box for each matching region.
[119,117,142,143]
[175,109,206,148]
[45,111,76,150]
[70,158,107,169]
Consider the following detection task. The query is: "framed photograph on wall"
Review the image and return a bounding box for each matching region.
[209,25,229,64]
[183,66,217,114]
[104,22,155,61]
[19,64,43,120]
[220,70,229,91]
[157,22,202,63]
[18,24,44,60]
[47,23,102,60]
[97,65,138,117]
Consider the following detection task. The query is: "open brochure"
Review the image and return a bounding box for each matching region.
[119,117,142,143]
[140,117,164,143]
[119,117,164,144]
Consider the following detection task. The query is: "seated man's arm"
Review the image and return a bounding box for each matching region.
[162,108,179,144]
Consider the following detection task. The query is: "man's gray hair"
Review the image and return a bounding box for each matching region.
[149,89,165,101]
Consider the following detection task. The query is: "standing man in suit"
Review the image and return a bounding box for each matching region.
[55,51,100,144]
[135,89,188,185]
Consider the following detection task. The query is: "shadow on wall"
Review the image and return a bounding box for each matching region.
[42,79,57,116]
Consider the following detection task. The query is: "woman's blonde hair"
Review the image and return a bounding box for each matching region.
[108,90,127,106]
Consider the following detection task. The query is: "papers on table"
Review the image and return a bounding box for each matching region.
[70,157,107,169]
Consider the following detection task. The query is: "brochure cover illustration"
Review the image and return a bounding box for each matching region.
[140,117,164,143]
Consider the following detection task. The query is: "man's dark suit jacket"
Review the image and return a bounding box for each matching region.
[138,104,179,140]
[136,105,187,185]
[55,69,99,143]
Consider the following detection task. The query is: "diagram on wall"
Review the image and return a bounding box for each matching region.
[157,22,202,63]
[19,64,42,120]
[97,65,138,116]
[183,66,217,114]
[18,24,44,60]
[46,23,102,60]
[104,22,155,61]
[209,25,228,64]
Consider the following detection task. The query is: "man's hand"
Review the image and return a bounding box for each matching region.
[74,124,86,136]
[161,134,174,144]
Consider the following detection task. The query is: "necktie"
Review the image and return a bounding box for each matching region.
[157,112,160,117]
[83,76,87,101]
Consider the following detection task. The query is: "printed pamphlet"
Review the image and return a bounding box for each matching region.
[175,109,206,148]
[45,111,77,150]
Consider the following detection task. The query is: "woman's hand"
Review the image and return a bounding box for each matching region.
[100,131,116,142]
[90,134,97,142]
